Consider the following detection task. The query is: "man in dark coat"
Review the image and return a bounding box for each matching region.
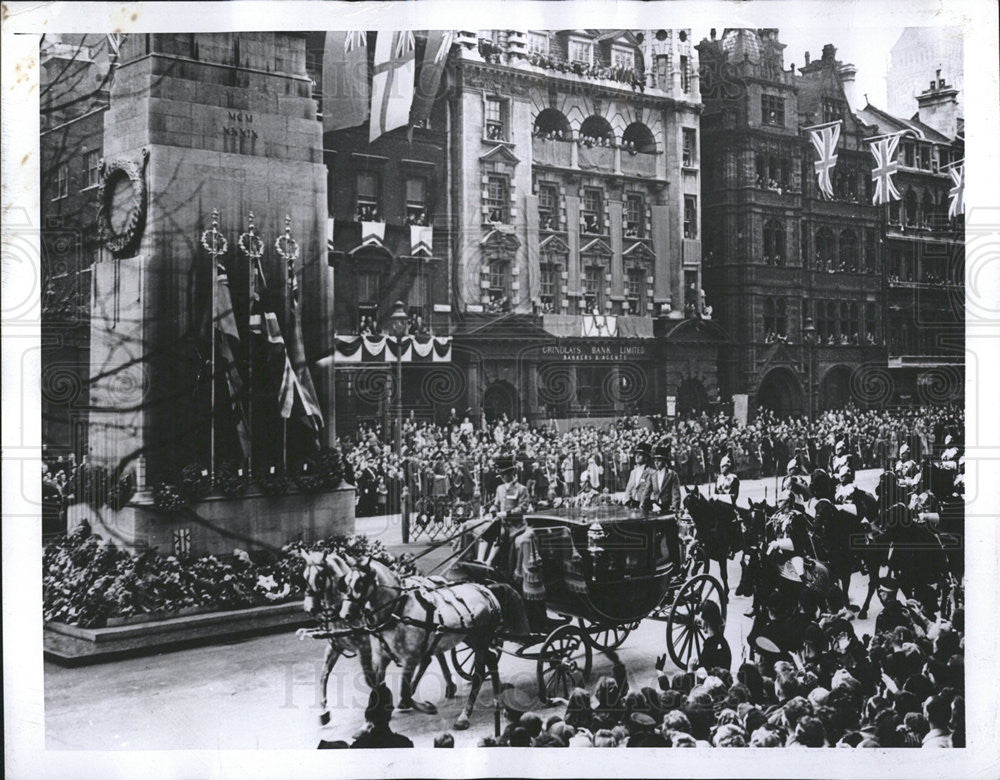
[349,684,414,749]
[644,445,682,515]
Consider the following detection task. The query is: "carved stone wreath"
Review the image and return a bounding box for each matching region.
[97,148,149,256]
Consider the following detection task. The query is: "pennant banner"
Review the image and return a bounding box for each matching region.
[948,163,964,219]
[370,31,416,142]
[870,134,902,205]
[323,31,370,133]
[410,224,433,255]
[281,258,324,434]
[361,220,387,247]
[332,335,452,363]
[808,121,841,200]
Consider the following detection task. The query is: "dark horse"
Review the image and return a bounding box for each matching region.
[683,489,738,594]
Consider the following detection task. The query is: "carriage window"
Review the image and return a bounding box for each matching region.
[655,530,673,566]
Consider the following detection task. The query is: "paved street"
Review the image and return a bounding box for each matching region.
[46,470,883,750]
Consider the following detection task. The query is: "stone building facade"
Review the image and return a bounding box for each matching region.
[698,31,886,417]
[447,29,723,424]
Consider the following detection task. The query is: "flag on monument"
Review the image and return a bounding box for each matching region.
[410,31,454,126]
[214,260,251,458]
[326,217,335,253]
[370,31,416,142]
[870,134,902,205]
[808,121,841,200]
[323,31,370,133]
[280,259,324,436]
[948,163,964,219]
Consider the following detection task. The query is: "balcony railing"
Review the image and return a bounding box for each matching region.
[524,51,645,90]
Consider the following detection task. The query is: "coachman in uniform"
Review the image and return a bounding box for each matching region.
[476,456,530,567]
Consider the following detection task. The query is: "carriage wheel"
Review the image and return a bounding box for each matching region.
[578,618,639,652]
[450,639,502,682]
[450,643,477,682]
[536,624,592,705]
[666,573,727,670]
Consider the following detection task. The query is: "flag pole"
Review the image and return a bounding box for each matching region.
[239,211,264,477]
[201,209,228,482]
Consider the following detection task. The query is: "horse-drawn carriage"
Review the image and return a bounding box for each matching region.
[446,505,728,704]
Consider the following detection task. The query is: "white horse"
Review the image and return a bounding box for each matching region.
[297,551,456,725]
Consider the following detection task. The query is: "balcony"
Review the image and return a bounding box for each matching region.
[578,142,614,172]
[522,51,645,91]
[887,354,964,368]
[532,136,572,167]
[621,150,657,178]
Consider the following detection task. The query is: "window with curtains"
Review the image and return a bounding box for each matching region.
[527,32,549,56]
[55,163,69,199]
[581,188,604,234]
[356,171,381,221]
[487,256,511,310]
[762,94,785,126]
[612,44,636,71]
[405,177,428,225]
[583,264,604,311]
[569,37,594,65]
[626,268,645,313]
[539,263,560,312]
[485,96,508,141]
[822,98,845,124]
[625,193,644,238]
[486,175,510,223]
[538,183,559,230]
[682,128,697,168]
[84,150,101,188]
[683,195,697,239]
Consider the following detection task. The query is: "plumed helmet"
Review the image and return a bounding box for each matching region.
[835,440,846,454]
[719,455,732,468]
[899,444,911,457]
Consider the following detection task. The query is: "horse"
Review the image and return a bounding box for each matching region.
[809,468,836,503]
[682,489,736,594]
[298,551,457,725]
[880,501,959,609]
[337,553,529,730]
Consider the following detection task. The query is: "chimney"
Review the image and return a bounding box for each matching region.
[837,63,858,109]
[916,70,960,138]
[710,28,717,41]
[804,51,810,65]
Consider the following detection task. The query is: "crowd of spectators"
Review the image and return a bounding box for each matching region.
[343,404,963,516]
[328,576,964,748]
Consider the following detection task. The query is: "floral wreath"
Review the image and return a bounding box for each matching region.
[97,148,149,256]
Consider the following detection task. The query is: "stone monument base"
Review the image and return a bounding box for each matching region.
[66,486,356,556]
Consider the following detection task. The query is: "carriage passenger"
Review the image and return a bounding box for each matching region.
[644,445,683,515]
[895,444,919,483]
[623,442,653,507]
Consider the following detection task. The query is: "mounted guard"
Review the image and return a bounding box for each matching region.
[715,455,740,504]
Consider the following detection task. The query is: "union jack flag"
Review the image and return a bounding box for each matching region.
[809,121,841,199]
[870,134,902,205]
[344,30,366,53]
[948,163,964,219]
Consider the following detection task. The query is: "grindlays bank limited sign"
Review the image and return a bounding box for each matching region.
[539,343,650,361]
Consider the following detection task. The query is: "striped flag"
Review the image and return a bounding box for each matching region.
[410,31,454,126]
[214,260,251,458]
[280,259,324,436]
[870,134,902,205]
[808,121,841,199]
[948,163,964,219]
[370,31,416,143]
[323,31,370,133]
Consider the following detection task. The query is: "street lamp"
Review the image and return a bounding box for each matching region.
[803,316,817,421]
[388,301,410,542]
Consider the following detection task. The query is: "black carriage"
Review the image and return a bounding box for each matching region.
[448,505,727,704]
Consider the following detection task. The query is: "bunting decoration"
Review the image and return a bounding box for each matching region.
[370,31,416,142]
[410,30,454,126]
[361,220,387,247]
[870,134,902,205]
[807,121,841,200]
[409,224,433,256]
[948,162,964,219]
[332,335,453,363]
[323,31,370,133]
[213,259,251,458]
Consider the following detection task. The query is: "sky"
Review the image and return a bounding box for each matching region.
[696,25,903,110]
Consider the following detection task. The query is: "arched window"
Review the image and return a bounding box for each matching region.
[839,229,858,272]
[763,219,785,265]
[815,227,836,270]
[864,229,878,274]
[763,298,775,336]
[904,190,918,227]
[755,154,766,187]
[579,115,615,148]
[849,302,859,343]
[826,301,838,342]
[839,302,850,342]
[846,169,858,201]
[621,122,656,154]
[533,108,571,141]
[776,298,787,336]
